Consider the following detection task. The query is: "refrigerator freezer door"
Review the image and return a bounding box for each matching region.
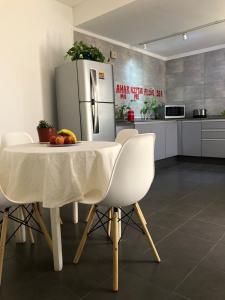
[77,60,114,103]
[80,102,115,141]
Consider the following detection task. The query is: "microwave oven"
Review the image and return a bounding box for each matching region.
[163,105,185,119]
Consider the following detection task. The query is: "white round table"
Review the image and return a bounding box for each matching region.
[0,141,121,271]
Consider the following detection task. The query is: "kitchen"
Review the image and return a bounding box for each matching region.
[1,1,225,300]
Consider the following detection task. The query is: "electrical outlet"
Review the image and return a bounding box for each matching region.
[110,51,118,59]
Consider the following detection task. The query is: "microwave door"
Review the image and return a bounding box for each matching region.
[165,106,185,119]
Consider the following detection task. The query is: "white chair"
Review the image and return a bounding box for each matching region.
[0,190,52,285]
[84,128,139,224]
[1,132,35,242]
[0,132,52,285]
[1,132,35,240]
[115,128,138,145]
[1,131,33,147]
[73,134,161,292]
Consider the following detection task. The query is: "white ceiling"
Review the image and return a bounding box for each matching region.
[57,0,84,7]
[76,0,225,59]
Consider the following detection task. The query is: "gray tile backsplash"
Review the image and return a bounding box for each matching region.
[166,48,225,116]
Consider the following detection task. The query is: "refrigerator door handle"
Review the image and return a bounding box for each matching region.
[90,69,99,134]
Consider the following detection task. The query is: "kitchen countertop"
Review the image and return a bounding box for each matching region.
[116,116,225,125]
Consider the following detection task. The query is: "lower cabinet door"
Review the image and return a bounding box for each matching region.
[202,139,225,158]
[165,122,178,157]
[135,123,166,160]
[181,121,201,156]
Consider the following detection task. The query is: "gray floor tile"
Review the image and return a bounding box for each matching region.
[177,262,225,300]
[2,157,225,300]
[178,219,225,242]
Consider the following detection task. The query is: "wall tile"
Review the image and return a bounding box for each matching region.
[166,87,184,102]
[166,58,184,74]
[205,82,225,98]
[205,49,225,70]
[184,85,204,101]
[205,98,225,115]
[204,68,225,83]
[166,49,225,116]
[184,99,205,117]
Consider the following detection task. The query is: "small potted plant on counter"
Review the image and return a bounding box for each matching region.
[141,97,162,120]
[115,104,130,120]
[150,97,162,119]
[37,120,56,143]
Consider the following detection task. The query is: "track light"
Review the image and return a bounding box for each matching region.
[183,33,188,40]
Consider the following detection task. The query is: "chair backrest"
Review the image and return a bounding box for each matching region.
[1,132,34,148]
[101,133,155,208]
[115,129,138,145]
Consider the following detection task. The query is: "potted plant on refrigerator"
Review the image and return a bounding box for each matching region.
[65,41,105,62]
[37,120,56,143]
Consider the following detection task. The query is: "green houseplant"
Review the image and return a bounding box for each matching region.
[37,120,56,143]
[140,97,162,120]
[65,41,105,63]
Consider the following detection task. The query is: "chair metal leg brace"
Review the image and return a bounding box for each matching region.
[21,207,35,244]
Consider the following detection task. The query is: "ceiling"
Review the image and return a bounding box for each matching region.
[57,0,84,7]
[75,0,225,59]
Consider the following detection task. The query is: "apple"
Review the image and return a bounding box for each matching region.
[49,135,57,144]
[55,135,64,145]
[64,136,75,144]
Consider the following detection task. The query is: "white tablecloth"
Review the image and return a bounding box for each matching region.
[0,142,121,208]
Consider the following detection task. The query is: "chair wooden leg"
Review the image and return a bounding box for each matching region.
[33,204,53,252]
[112,208,119,292]
[0,211,9,285]
[107,208,112,237]
[37,203,43,216]
[21,206,35,244]
[135,203,147,225]
[134,203,161,262]
[73,205,96,264]
[85,205,95,223]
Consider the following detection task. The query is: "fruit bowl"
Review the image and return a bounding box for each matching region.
[49,129,78,146]
[48,142,81,147]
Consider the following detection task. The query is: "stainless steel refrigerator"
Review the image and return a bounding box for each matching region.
[56,60,116,141]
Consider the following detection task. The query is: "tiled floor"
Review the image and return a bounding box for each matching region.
[2,157,225,299]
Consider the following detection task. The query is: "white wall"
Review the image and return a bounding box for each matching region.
[0,0,73,140]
